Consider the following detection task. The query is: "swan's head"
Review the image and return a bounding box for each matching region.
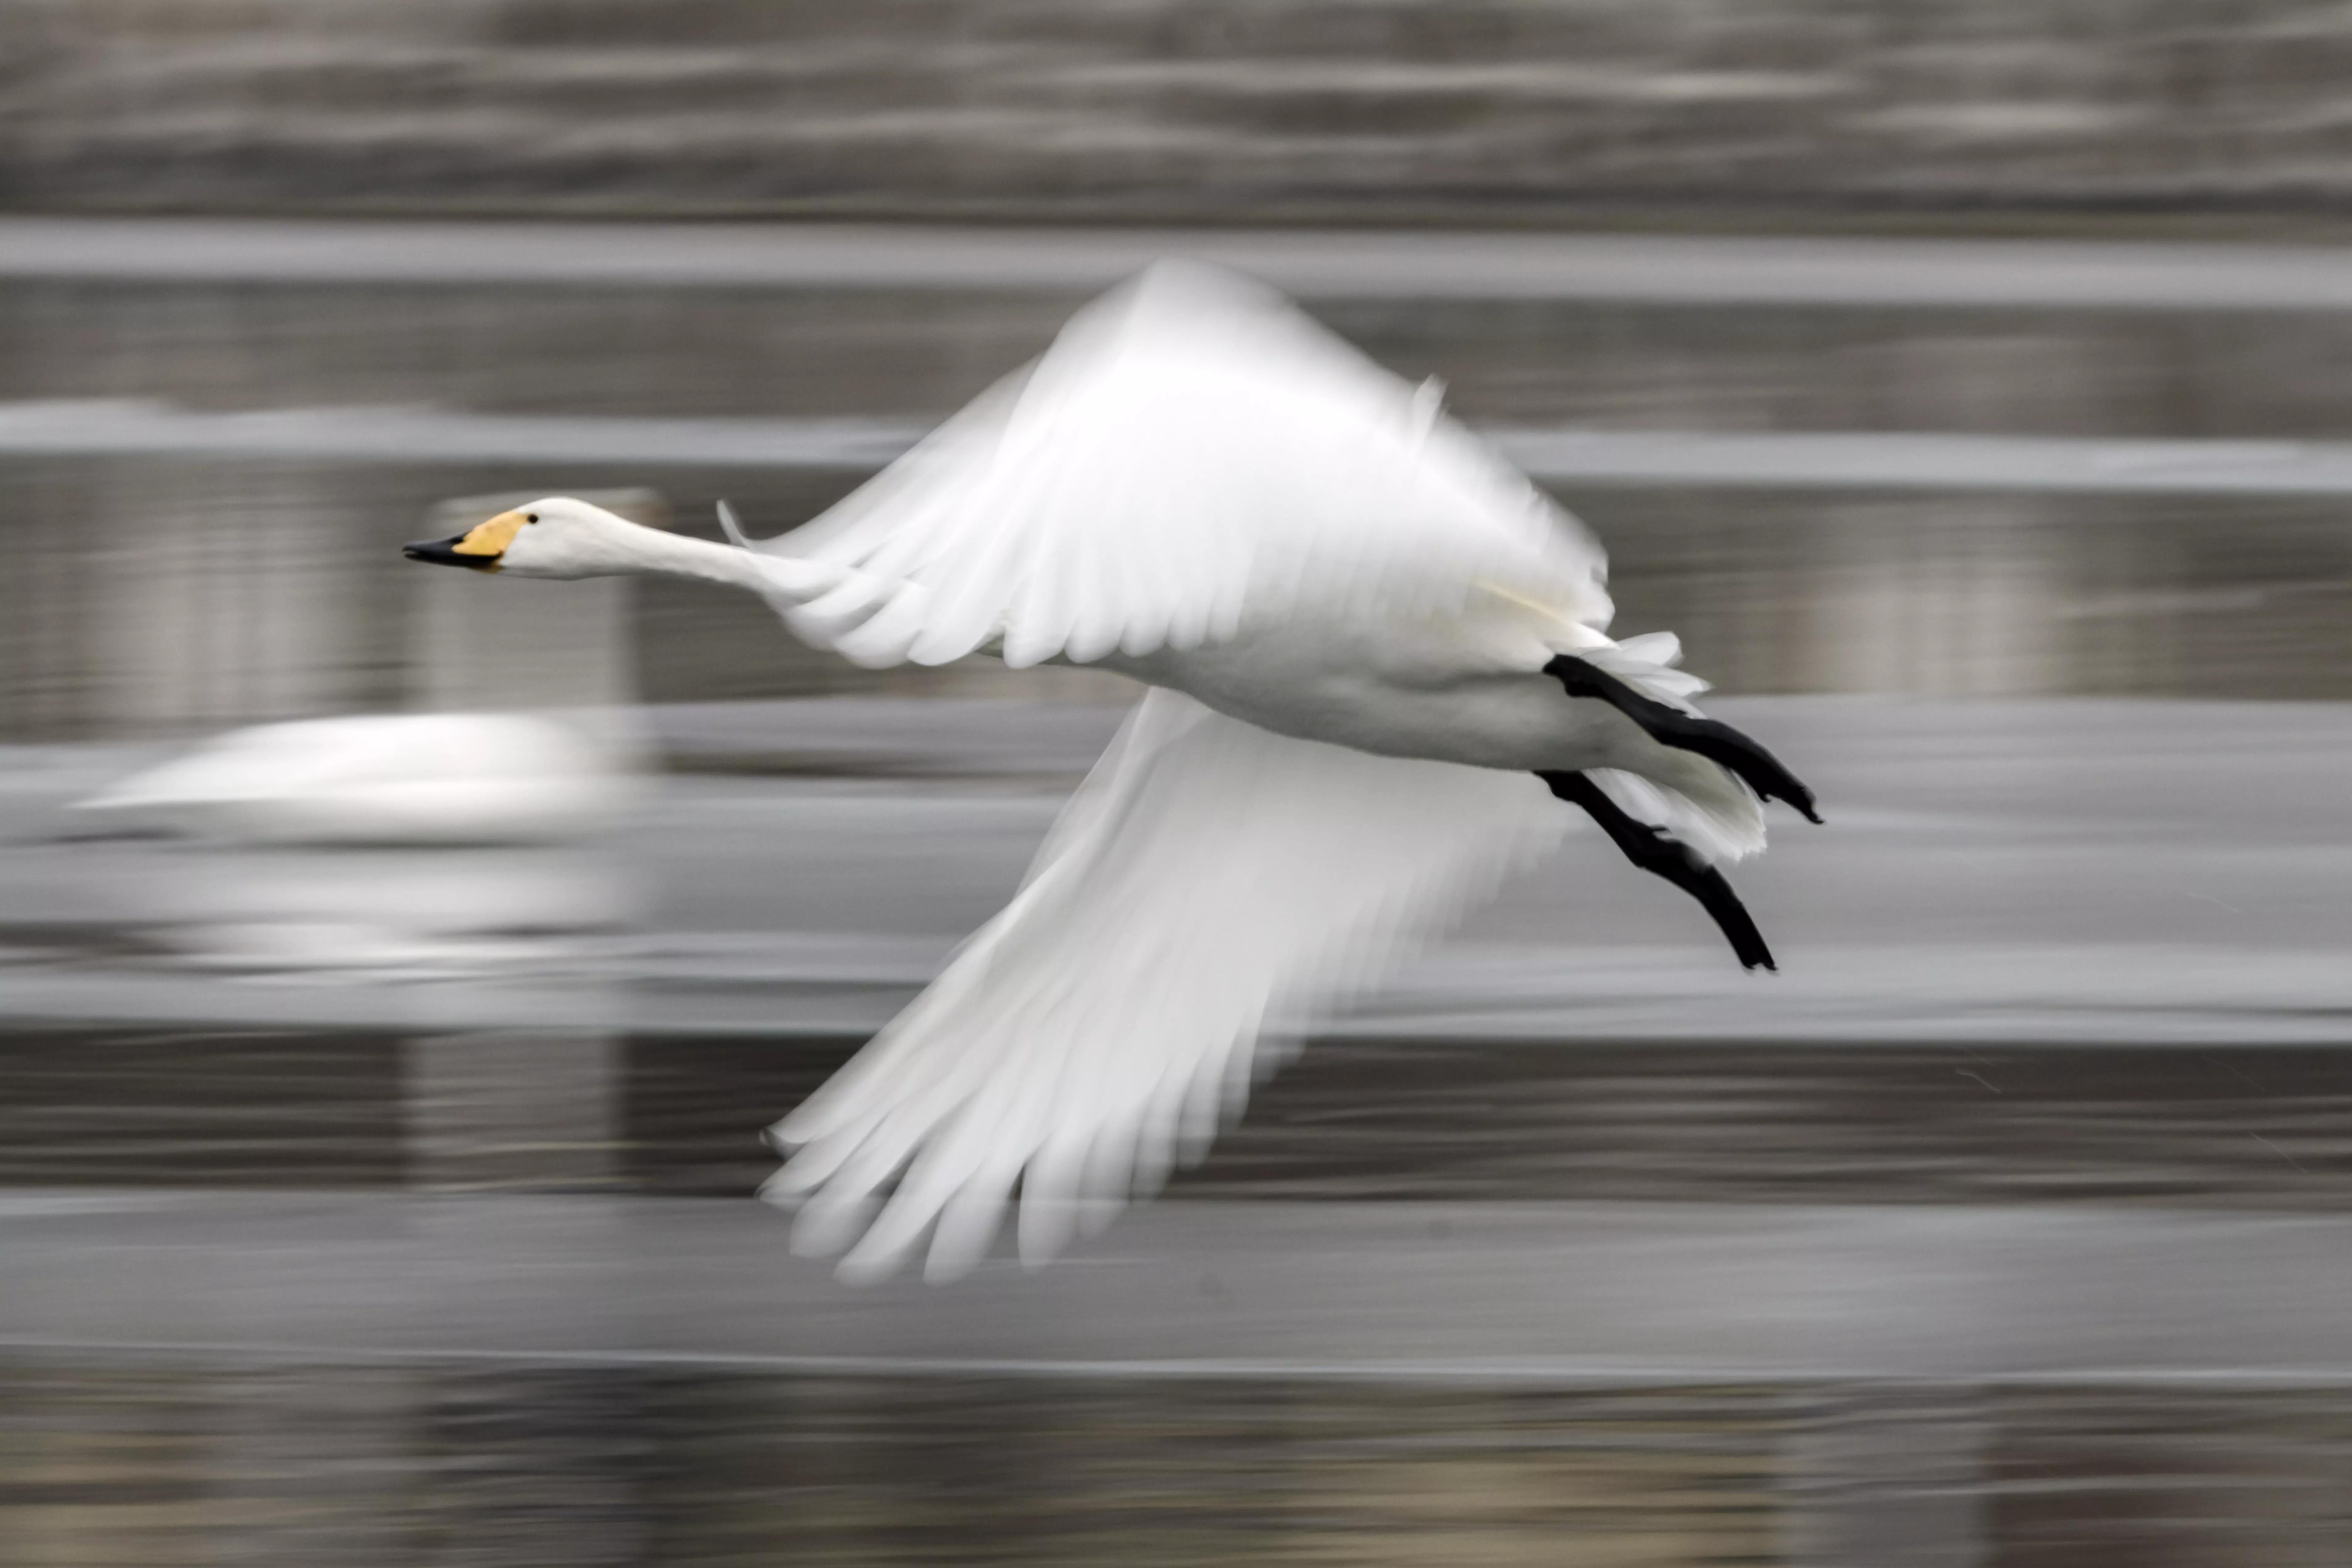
[403,497,655,579]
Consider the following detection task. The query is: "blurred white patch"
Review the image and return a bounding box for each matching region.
[74,712,638,978]
[75,712,638,847]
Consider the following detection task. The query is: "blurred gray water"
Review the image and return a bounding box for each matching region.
[7,694,2352,1562]
[17,1360,2347,1568]
[7,219,2352,1565]
[11,227,2352,742]
[16,0,2352,224]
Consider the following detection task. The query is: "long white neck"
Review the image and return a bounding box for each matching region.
[613,523,929,666]
[612,526,785,592]
[613,524,881,606]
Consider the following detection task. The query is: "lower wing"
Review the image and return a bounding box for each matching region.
[763,689,1568,1283]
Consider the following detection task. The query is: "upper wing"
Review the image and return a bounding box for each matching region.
[738,262,1614,670]
[763,689,1569,1283]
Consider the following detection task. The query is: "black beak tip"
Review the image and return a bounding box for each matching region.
[403,535,490,569]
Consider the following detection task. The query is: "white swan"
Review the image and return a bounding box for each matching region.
[405,262,1820,1281]
[76,711,632,846]
[73,712,634,977]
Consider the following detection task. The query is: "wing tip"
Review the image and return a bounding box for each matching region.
[715,498,757,548]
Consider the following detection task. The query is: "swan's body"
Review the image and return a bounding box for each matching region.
[405,262,1816,1281]
[1121,611,1640,769]
[77,712,630,846]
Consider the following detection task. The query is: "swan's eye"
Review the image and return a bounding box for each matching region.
[525,513,539,524]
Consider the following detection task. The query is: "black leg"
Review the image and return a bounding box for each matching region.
[1542,770,1777,972]
[1544,655,1822,824]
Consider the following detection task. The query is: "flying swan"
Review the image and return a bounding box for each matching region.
[404,262,1820,1282]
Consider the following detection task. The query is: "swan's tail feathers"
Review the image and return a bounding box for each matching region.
[1585,758,1767,867]
[1566,630,1770,864]
[1575,631,1710,713]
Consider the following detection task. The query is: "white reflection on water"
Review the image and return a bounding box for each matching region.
[75,711,637,980]
[127,844,628,980]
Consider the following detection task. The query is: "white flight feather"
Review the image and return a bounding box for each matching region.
[730,260,1611,670]
[763,690,1569,1283]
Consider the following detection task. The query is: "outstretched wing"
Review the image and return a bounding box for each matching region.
[763,690,1568,1283]
[737,261,1613,669]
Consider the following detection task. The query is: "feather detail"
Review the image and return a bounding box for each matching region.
[762,691,1568,1283]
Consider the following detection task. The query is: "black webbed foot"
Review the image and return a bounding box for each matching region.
[1543,655,1822,824]
[1541,770,1776,971]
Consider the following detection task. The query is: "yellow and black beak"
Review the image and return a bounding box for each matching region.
[403,508,528,571]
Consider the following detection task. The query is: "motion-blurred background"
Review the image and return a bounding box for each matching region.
[4,5,2352,1563]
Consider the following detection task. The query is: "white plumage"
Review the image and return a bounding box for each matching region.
[742,264,1610,674]
[767,688,1569,1282]
[404,260,1817,1282]
[77,712,631,846]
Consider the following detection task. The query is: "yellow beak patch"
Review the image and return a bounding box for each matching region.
[452,509,530,558]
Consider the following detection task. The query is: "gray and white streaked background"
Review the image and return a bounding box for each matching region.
[5,5,2352,1564]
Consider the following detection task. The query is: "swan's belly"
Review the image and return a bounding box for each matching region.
[1107,620,1640,773]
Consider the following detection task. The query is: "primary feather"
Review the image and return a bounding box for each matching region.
[764,690,1567,1283]
[742,261,1613,670]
